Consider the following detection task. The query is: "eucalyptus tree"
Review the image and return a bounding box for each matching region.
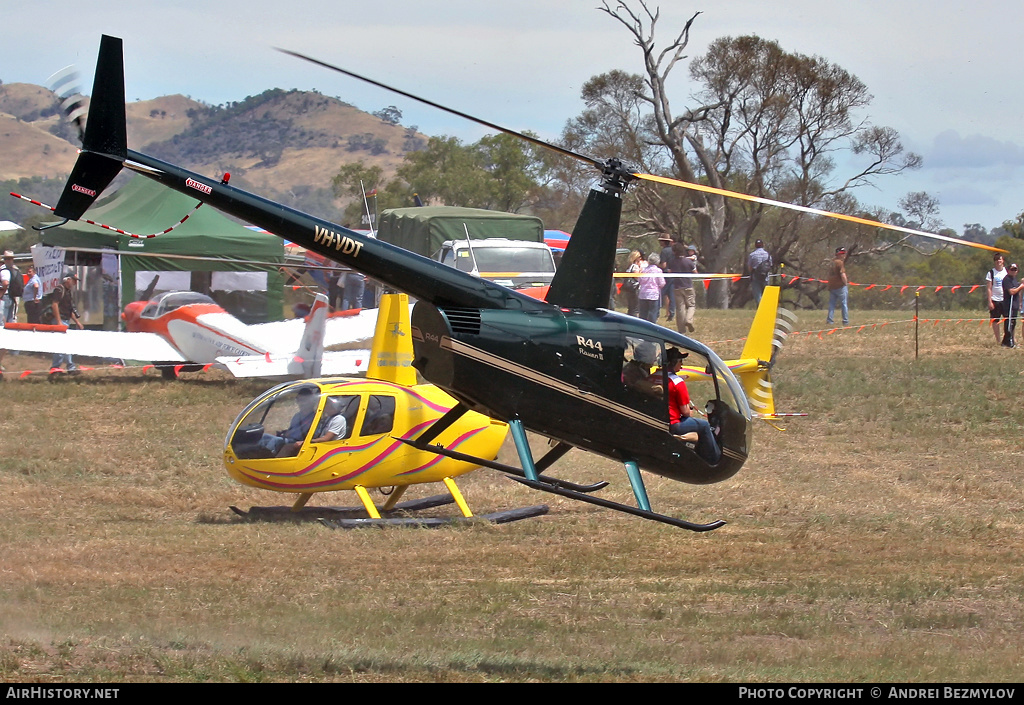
[575,1,922,306]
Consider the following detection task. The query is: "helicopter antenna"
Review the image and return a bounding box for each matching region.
[360,179,377,237]
[462,223,480,276]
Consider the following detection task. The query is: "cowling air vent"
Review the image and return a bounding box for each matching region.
[441,307,482,335]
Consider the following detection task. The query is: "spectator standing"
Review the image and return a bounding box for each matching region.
[638,253,665,324]
[1001,263,1023,348]
[986,253,1008,345]
[658,235,675,322]
[1,250,20,323]
[22,265,43,324]
[623,250,643,317]
[826,247,849,326]
[671,243,698,333]
[343,270,366,310]
[747,239,773,305]
[43,271,84,374]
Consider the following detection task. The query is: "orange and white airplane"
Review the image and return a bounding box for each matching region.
[0,290,379,379]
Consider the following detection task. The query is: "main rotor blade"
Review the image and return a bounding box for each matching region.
[635,173,1007,254]
[276,48,602,169]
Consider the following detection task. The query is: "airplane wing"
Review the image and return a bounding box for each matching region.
[216,349,369,378]
[0,327,186,362]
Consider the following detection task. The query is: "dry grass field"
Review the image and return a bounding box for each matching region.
[1,306,1022,682]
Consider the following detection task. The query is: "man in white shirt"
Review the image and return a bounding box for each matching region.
[986,253,1007,345]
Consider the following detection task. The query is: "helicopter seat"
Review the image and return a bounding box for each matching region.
[231,422,270,459]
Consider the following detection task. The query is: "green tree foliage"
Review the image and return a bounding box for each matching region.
[569,1,922,308]
[332,133,551,219]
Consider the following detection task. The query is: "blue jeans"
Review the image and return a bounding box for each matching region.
[51,353,77,371]
[751,277,766,305]
[670,417,721,464]
[638,298,659,323]
[343,273,365,310]
[827,286,848,325]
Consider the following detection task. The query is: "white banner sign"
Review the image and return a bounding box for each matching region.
[30,244,65,296]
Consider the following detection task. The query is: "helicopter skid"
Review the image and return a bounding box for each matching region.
[319,504,549,529]
[229,493,458,522]
[508,477,726,532]
[394,437,609,493]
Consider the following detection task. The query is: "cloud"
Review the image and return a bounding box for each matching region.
[923,130,1024,170]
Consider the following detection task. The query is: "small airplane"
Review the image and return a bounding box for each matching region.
[225,292,548,526]
[0,288,378,379]
[42,36,1000,529]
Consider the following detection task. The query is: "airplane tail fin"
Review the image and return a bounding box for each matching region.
[296,293,330,377]
[367,293,416,386]
[52,35,127,221]
[736,286,797,419]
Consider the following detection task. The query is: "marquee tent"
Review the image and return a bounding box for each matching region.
[40,176,285,323]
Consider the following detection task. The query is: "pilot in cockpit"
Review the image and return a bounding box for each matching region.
[257,387,320,458]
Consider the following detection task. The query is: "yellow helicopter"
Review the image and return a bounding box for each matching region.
[224,292,547,527]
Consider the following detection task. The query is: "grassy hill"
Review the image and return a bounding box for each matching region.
[0,81,427,225]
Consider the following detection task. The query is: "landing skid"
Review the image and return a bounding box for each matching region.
[319,504,549,529]
[509,477,726,532]
[229,493,457,522]
[394,437,608,493]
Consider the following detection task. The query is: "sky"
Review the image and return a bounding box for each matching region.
[3,0,1021,232]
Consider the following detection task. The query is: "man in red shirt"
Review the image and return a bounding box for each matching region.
[665,347,721,464]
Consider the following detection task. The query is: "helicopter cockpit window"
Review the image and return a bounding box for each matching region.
[312,395,361,443]
[622,338,664,398]
[618,337,668,422]
[229,384,323,459]
[360,395,396,436]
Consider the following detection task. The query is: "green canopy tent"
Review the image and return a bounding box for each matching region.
[41,176,285,324]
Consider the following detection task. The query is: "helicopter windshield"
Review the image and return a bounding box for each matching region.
[227,383,324,459]
[226,382,401,460]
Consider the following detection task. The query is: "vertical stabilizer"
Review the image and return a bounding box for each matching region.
[544,189,621,309]
[736,286,795,418]
[297,293,329,377]
[53,35,127,220]
[740,286,781,362]
[367,293,417,386]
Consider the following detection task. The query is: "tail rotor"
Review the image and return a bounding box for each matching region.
[47,65,87,144]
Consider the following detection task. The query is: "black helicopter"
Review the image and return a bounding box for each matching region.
[42,36,1000,530]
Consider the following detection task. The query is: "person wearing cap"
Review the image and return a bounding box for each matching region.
[1000,262,1024,348]
[986,253,1008,345]
[664,346,720,463]
[747,239,773,305]
[826,246,849,326]
[670,242,698,334]
[45,271,84,374]
[621,340,663,398]
[658,235,676,323]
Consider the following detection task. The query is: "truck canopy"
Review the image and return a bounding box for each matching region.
[376,206,544,258]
